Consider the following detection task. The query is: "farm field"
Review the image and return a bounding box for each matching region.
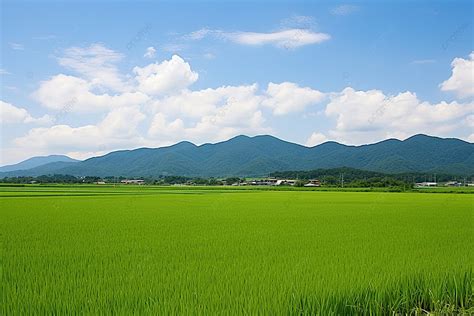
[1,185,473,314]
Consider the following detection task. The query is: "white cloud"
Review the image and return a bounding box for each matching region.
[228,29,330,48]
[465,114,474,128]
[306,132,328,147]
[133,55,198,95]
[14,107,146,153]
[263,82,325,115]
[440,51,474,98]
[331,5,359,16]
[149,84,269,143]
[35,49,198,114]
[187,28,330,49]
[34,74,149,113]
[151,84,259,118]
[57,43,127,92]
[144,46,157,58]
[324,87,473,144]
[9,42,24,50]
[0,100,52,125]
[148,113,185,139]
[16,124,101,150]
[99,106,146,138]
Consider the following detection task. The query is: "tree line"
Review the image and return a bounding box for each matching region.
[270,167,472,188]
[1,167,471,188]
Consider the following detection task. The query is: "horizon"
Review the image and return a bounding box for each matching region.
[1,1,473,165]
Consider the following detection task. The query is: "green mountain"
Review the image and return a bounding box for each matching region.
[1,134,472,178]
[0,155,79,173]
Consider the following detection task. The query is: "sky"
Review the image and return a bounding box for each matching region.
[1,0,473,165]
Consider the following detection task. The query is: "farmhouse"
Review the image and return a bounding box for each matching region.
[445,181,462,187]
[248,178,300,186]
[275,179,296,186]
[415,182,438,187]
[249,178,278,185]
[304,179,321,187]
[120,179,145,185]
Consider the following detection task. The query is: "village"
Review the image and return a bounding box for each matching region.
[115,178,474,188]
[116,178,322,187]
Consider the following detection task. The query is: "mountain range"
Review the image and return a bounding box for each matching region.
[1,134,473,178]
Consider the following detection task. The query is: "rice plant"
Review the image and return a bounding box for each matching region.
[1,186,472,314]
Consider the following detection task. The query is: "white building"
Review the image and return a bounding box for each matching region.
[415,182,437,187]
[120,179,145,185]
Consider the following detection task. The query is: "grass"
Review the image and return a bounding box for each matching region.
[1,186,473,314]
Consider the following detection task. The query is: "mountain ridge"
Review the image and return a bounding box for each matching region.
[0,155,79,173]
[1,134,472,177]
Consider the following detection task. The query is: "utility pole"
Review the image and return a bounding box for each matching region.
[341,173,344,188]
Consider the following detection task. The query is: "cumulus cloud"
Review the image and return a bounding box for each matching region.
[1,100,52,125]
[148,113,185,139]
[324,87,473,144]
[440,52,474,98]
[148,84,269,143]
[187,28,330,49]
[151,84,260,118]
[35,50,196,112]
[133,55,198,95]
[57,44,127,92]
[15,107,146,152]
[263,82,325,115]
[34,74,149,113]
[144,46,157,58]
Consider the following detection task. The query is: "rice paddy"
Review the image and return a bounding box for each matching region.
[1,185,473,314]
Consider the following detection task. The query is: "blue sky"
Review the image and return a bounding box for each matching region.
[1,0,473,165]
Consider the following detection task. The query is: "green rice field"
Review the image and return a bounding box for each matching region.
[1,185,473,314]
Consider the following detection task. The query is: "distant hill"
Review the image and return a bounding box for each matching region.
[0,155,79,173]
[0,134,472,178]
